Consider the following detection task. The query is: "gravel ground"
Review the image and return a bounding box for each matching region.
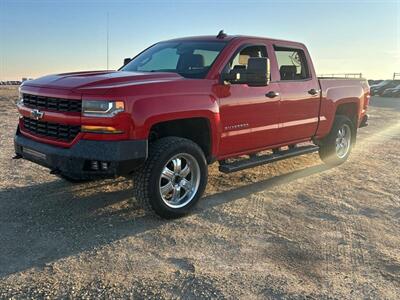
[0,87,399,299]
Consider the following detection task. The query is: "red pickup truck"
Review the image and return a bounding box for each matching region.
[14,32,369,218]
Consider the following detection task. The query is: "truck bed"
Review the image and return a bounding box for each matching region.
[315,78,370,138]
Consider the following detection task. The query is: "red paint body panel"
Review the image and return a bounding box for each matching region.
[17,35,369,160]
[217,82,281,156]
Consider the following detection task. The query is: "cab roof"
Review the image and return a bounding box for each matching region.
[163,34,304,47]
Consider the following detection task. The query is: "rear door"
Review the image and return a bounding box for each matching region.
[273,45,321,143]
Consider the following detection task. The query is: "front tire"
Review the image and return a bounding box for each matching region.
[133,137,208,219]
[318,115,356,166]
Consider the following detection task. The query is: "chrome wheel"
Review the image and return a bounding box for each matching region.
[159,153,201,209]
[335,124,351,159]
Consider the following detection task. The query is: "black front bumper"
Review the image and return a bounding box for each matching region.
[14,129,147,179]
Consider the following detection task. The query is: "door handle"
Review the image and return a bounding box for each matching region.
[265,91,280,98]
[308,88,320,96]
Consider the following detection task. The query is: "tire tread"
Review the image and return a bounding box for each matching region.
[318,115,355,166]
[133,137,207,218]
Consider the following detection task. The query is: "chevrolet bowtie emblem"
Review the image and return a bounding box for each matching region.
[31,109,44,120]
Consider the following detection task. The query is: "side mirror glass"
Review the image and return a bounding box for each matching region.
[246,57,270,86]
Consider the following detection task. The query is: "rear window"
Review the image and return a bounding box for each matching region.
[274,46,310,81]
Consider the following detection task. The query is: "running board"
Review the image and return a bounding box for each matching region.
[219,145,319,173]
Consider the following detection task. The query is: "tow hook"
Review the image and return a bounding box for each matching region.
[12,154,22,160]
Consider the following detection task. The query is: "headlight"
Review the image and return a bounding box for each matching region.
[82,100,125,117]
[18,86,24,105]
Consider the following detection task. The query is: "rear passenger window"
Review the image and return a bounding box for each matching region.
[274,46,310,80]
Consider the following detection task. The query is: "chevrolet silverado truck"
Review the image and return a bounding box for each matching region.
[14,32,369,218]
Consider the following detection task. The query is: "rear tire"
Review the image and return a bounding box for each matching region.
[318,115,356,166]
[133,137,208,219]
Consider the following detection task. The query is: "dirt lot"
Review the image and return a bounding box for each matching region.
[0,86,399,299]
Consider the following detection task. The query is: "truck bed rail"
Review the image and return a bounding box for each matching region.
[318,73,363,79]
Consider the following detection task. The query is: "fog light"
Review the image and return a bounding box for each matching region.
[100,162,109,170]
[81,125,123,134]
[91,161,99,170]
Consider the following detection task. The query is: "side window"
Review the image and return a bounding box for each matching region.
[225,45,267,73]
[274,46,310,80]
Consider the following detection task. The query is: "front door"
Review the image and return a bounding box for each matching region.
[217,44,281,157]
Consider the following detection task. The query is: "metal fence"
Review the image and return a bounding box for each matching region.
[0,81,22,85]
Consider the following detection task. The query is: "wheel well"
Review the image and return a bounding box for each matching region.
[149,118,212,160]
[335,102,358,126]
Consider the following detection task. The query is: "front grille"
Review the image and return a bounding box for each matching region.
[22,117,80,142]
[23,94,81,113]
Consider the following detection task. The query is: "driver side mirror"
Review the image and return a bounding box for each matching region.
[221,57,270,86]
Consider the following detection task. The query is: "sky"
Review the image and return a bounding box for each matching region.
[0,0,399,80]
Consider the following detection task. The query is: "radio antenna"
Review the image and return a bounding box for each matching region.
[106,12,109,69]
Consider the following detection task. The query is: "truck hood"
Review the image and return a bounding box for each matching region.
[24,70,183,93]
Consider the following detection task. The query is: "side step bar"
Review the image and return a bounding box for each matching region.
[219,145,319,174]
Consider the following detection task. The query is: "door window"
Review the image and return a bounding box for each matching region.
[274,46,310,81]
[224,45,267,73]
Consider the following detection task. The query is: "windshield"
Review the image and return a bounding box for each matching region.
[121,41,227,79]
[374,80,390,87]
